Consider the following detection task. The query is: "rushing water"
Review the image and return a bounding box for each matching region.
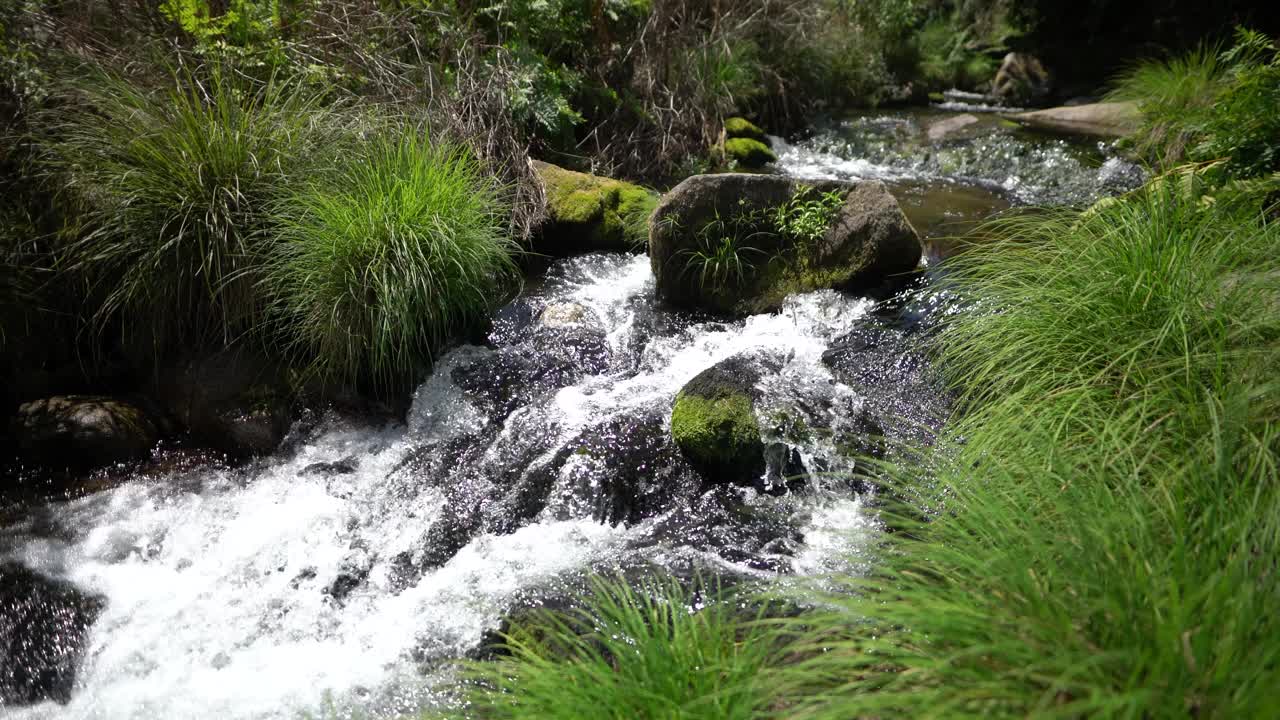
[0,110,1131,719]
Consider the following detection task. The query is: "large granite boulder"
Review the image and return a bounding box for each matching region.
[649,174,921,315]
[10,395,160,470]
[532,161,659,254]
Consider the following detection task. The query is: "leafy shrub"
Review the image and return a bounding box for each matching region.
[266,131,519,391]
[451,576,781,720]
[47,65,328,354]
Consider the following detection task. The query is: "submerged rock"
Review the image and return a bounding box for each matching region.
[926,113,981,142]
[0,563,105,706]
[649,173,922,315]
[1004,101,1140,138]
[533,160,659,254]
[10,395,160,470]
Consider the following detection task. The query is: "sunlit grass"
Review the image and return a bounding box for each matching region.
[47,63,330,354]
[777,185,1280,718]
[266,130,519,392]
[443,576,783,720]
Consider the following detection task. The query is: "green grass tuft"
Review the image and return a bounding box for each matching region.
[266,130,519,391]
[778,185,1280,718]
[1107,43,1225,169]
[445,576,782,720]
[47,64,329,355]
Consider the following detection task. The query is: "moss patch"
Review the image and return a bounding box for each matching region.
[723,138,777,169]
[535,161,659,253]
[671,390,763,481]
[724,117,767,143]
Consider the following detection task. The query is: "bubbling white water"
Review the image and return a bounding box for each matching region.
[2,254,881,720]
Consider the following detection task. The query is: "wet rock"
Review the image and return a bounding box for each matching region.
[154,347,292,458]
[538,302,591,328]
[926,113,980,142]
[533,160,659,254]
[559,410,702,526]
[649,174,921,315]
[670,354,782,485]
[487,297,542,347]
[300,457,359,478]
[992,52,1051,105]
[1004,102,1139,138]
[325,545,373,602]
[0,563,105,706]
[10,395,160,470]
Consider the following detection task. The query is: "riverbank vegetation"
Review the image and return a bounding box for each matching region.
[447,36,1280,719]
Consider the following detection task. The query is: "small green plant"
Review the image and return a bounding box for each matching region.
[676,206,770,291]
[266,130,518,391]
[773,186,845,244]
[449,576,781,720]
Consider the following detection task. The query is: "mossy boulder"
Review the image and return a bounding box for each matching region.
[650,174,922,316]
[723,137,777,169]
[671,356,770,485]
[724,117,768,144]
[533,160,659,254]
[9,395,161,470]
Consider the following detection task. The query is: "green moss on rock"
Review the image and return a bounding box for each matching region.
[671,390,762,481]
[534,160,659,254]
[723,138,777,169]
[724,117,767,143]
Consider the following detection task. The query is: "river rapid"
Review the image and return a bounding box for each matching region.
[0,108,1140,720]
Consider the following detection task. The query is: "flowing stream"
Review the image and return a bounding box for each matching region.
[0,108,1139,719]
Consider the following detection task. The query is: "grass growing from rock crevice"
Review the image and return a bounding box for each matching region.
[267,131,519,392]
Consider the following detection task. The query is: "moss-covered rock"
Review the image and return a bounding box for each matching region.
[670,355,772,484]
[533,160,659,254]
[649,174,922,316]
[724,117,767,144]
[723,137,777,169]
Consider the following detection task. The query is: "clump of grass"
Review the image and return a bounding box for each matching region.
[266,130,519,392]
[1107,43,1225,169]
[780,186,1280,718]
[448,576,781,720]
[47,63,327,354]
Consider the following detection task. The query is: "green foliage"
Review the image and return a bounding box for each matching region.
[779,186,1280,717]
[773,187,844,245]
[266,131,519,390]
[1109,28,1280,178]
[160,0,288,68]
[1108,43,1226,169]
[47,65,328,354]
[1194,29,1280,179]
[675,205,772,291]
[449,576,781,720]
